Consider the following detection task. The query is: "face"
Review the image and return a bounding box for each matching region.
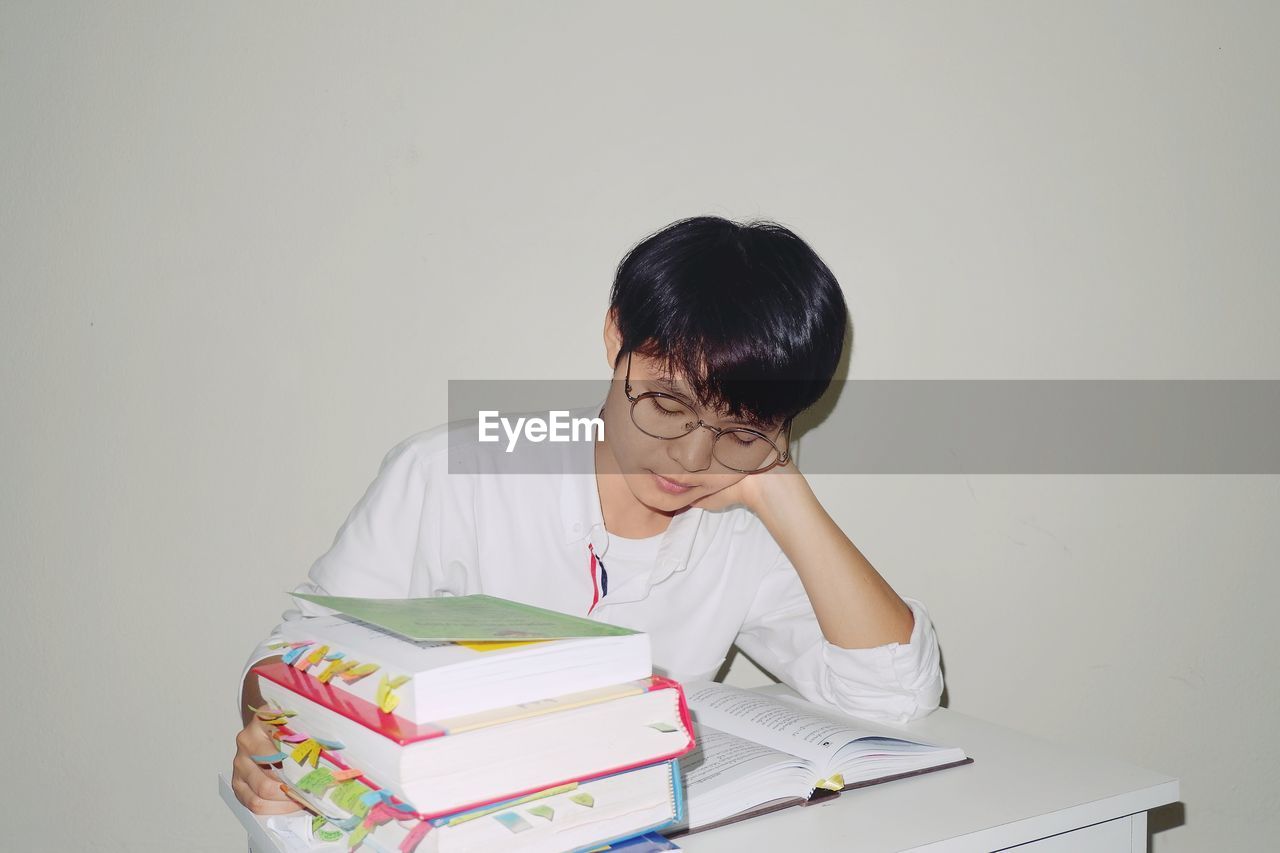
[599,348,783,514]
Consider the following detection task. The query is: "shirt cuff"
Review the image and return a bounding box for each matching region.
[818,597,944,724]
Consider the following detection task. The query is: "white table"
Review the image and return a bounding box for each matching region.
[674,703,1177,852]
[221,700,1178,853]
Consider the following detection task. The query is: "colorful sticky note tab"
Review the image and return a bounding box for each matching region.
[315,737,346,751]
[399,821,431,853]
[290,738,323,768]
[346,822,370,849]
[386,674,410,689]
[297,768,336,795]
[295,644,329,671]
[331,780,372,817]
[339,663,379,684]
[249,752,288,764]
[315,824,343,843]
[331,767,364,782]
[527,805,555,821]
[317,658,357,684]
[324,650,346,661]
[493,811,532,833]
[569,792,595,808]
[375,674,401,714]
[814,773,845,791]
[647,722,679,733]
[282,644,312,665]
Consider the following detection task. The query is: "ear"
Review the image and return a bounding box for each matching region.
[603,307,623,371]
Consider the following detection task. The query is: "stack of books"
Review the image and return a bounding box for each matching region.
[247,594,694,853]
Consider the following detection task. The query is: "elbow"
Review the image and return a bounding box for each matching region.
[817,642,945,725]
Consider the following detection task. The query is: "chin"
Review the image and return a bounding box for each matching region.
[624,473,695,512]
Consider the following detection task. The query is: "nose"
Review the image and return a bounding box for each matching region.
[667,424,716,472]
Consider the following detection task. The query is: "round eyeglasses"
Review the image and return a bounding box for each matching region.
[623,352,792,474]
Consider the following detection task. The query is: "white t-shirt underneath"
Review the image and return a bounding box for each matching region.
[595,530,664,603]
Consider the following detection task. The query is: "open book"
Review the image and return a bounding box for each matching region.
[672,682,971,833]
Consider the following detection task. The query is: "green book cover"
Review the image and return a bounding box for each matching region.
[291,593,639,642]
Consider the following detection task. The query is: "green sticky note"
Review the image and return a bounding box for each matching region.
[569,792,595,808]
[292,593,638,641]
[648,722,678,733]
[527,805,554,821]
[330,780,372,817]
[297,767,336,795]
[347,822,370,847]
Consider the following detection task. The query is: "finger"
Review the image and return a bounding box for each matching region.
[232,774,303,815]
[233,752,284,784]
[235,724,279,754]
[233,758,291,802]
[253,770,293,804]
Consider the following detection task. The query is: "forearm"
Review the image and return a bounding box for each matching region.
[753,474,914,649]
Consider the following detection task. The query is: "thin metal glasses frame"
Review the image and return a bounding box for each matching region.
[622,352,792,473]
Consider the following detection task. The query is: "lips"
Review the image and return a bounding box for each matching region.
[651,471,696,494]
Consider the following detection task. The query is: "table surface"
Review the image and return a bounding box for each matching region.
[221,688,1179,853]
[676,687,1178,852]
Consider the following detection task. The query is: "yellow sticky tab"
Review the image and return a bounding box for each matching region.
[375,675,401,714]
[454,640,547,653]
[387,675,410,690]
[290,739,323,768]
[316,658,356,684]
[814,773,845,792]
[339,663,379,683]
[295,644,328,671]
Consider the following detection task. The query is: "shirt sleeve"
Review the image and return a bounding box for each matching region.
[236,435,432,715]
[732,545,944,725]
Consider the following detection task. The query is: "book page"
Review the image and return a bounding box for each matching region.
[685,682,887,768]
[679,724,815,830]
[683,726,804,790]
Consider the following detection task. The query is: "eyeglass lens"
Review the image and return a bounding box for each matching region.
[631,395,780,472]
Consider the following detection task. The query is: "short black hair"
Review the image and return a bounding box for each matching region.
[609,215,847,427]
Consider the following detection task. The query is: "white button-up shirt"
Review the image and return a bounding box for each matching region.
[242,403,944,724]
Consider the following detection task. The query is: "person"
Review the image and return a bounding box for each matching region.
[230,215,944,815]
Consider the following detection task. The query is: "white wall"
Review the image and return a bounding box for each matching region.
[2,2,1275,850]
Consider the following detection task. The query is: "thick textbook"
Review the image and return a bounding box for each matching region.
[274,758,685,853]
[255,661,695,818]
[272,611,650,723]
[672,682,972,833]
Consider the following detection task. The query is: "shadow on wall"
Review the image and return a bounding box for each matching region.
[1146,801,1186,853]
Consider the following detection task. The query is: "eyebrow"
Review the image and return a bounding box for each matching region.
[647,376,773,429]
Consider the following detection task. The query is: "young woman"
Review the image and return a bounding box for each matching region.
[231,215,942,814]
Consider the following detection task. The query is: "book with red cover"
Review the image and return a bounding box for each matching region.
[254,660,696,819]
